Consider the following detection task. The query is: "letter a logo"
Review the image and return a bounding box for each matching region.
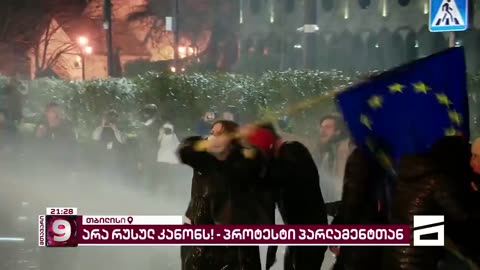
[413,215,444,246]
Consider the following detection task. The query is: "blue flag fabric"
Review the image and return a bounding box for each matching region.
[336,47,470,171]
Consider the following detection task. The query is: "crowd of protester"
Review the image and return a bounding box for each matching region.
[3,79,480,270]
[176,115,480,270]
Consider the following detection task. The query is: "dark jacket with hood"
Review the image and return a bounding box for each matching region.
[382,153,474,270]
[332,148,386,270]
[178,136,267,270]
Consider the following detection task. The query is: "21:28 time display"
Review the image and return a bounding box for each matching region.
[50,208,74,215]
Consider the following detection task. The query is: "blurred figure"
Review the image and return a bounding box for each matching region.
[35,102,78,270]
[313,113,354,216]
[92,109,126,182]
[178,120,264,270]
[138,104,162,192]
[0,79,23,133]
[429,136,479,270]
[331,148,387,270]
[195,111,215,137]
[244,123,328,270]
[382,145,478,270]
[471,138,480,176]
[34,102,77,172]
[0,80,23,163]
[222,106,238,122]
[222,111,235,121]
[156,120,181,191]
[0,111,14,156]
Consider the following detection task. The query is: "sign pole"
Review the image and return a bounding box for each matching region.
[429,0,468,48]
[449,32,456,48]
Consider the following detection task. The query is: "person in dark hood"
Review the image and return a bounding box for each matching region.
[178,120,265,270]
[382,139,480,270]
[138,104,163,192]
[331,148,387,270]
[243,122,328,270]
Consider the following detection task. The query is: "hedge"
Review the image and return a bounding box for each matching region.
[2,70,480,139]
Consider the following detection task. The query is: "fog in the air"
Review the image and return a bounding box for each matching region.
[1,166,317,270]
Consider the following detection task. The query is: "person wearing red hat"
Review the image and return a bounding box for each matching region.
[244,122,328,270]
[178,120,266,270]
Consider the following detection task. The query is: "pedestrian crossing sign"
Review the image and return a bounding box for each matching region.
[429,0,468,32]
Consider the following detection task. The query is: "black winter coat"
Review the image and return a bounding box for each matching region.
[382,155,473,270]
[178,136,266,270]
[332,148,386,270]
[267,141,328,270]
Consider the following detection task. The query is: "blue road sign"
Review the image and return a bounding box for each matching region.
[429,0,468,32]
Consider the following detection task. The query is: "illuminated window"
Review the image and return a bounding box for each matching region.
[358,0,371,9]
[322,0,334,11]
[398,0,410,6]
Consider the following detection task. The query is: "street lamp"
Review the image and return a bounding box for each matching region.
[77,37,92,80]
[78,36,88,46]
[81,46,93,80]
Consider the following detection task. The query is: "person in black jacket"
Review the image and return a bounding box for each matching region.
[178,120,266,270]
[92,110,127,182]
[382,148,477,270]
[34,102,78,175]
[138,104,163,192]
[331,148,387,270]
[430,136,480,269]
[244,123,328,270]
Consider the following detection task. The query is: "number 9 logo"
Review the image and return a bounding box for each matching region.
[52,219,71,242]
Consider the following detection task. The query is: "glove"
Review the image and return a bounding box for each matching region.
[193,140,209,152]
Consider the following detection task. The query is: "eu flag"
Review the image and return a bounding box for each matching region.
[336,47,470,171]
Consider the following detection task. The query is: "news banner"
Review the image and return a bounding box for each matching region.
[38,207,445,247]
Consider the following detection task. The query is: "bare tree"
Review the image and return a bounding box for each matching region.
[0,0,86,77]
[31,17,77,77]
[0,0,45,46]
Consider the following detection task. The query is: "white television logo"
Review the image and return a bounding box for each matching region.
[413,215,444,246]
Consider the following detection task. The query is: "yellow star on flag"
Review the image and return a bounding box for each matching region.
[435,93,452,107]
[388,83,405,93]
[444,127,458,136]
[413,82,431,94]
[448,110,462,126]
[360,114,373,130]
[368,95,383,109]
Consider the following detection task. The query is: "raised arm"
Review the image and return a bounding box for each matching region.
[177,136,214,170]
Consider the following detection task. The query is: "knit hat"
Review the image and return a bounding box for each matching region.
[247,127,277,155]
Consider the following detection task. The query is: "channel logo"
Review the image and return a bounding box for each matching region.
[38,215,78,247]
[413,215,444,246]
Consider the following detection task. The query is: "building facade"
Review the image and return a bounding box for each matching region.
[238,0,480,72]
